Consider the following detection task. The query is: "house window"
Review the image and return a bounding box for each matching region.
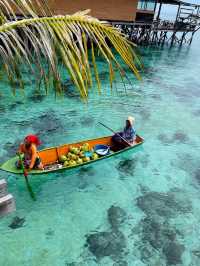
[137,0,156,11]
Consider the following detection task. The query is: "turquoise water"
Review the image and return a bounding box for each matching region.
[0,34,200,266]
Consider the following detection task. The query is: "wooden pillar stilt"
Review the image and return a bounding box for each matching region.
[0,179,15,218]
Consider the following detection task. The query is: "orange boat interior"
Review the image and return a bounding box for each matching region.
[38,135,143,166]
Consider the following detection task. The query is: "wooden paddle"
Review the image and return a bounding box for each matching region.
[18,153,36,201]
[98,122,132,147]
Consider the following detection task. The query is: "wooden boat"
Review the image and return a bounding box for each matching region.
[0,135,144,175]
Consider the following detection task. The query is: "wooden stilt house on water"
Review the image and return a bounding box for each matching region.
[10,0,200,45]
[47,0,200,45]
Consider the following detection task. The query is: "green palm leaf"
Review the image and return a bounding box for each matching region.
[0,1,141,99]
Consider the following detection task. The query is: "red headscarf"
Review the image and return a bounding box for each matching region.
[24,135,41,146]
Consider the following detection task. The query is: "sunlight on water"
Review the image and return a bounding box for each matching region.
[0,35,200,266]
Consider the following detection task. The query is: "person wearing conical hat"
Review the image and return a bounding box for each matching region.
[111,116,136,151]
[16,135,43,170]
[123,116,136,142]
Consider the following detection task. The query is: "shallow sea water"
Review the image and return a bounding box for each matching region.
[0,34,200,266]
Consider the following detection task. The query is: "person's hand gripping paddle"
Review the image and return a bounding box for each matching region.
[18,153,36,201]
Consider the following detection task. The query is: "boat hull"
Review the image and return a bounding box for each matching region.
[0,135,144,175]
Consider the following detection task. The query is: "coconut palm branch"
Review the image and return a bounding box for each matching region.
[0,0,141,99]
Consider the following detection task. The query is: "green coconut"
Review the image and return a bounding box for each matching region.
[92,153,99,160]
[76,158,83,164]
[71,154,77,160]
[81,145,89,152]
[63,161,69,167]
[68,160,77,166]
[83,157,90,162]
[59,155,67,163]
[80,145,84,151]
[67,152,73,159]
[69,146,74,153]
[73,148,79,155]
[79,151,85,158]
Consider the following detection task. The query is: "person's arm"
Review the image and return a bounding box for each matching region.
[126,127,136,143]
[131,127,136,140]
[129,127,136,143]
[17,144,24,155]
[29,145,37,169]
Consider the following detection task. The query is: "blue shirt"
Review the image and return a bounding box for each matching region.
[123,126,136,141]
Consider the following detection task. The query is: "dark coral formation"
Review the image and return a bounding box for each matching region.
[63,89,80,99]
[98,71,109,80]
[135,189,190,265]
[77,167,95,190]
[194,169,200,184]
[169,84,200,103]
[193,109,200,117]
[3,141,20,155]
[31,110,64,146]
[2,139,21,161]
[192,250,200,258]
[65,263,77,266]
[77,180,88,190]
[107,205,126,231]
[33,111,63,134]
[1,111,64,159]
[139,154,150,168]
[137,191,192,218]
[157,133,172,145]
[85,205,127,263]
[175,152,194,173]
[86,190,188,265]
[117,158,138,176]
[135,215,185,265]
[86,230,126,260]
[157,131,189,145]
[163,241,185,265]
[78,166,95,178]
[80,116,94,127]
[113,261,128,266]
[141,216,177,249]
[45,229,55,240]
[28,94,45,103]
[9,216,25,229]
[67,110,77,116]
[136,219,185,265]
[4,110,64,150]
[9,101,23,111]
[175,152,200,187]
[151,94,162,100]
[173,131,189,143]
[61,80,80,99]
[0,104,5,113]
[139,109,151,121]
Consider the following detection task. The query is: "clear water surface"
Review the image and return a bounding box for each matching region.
[0,34,200,266]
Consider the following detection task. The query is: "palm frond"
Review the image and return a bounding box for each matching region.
[0,1,141,99]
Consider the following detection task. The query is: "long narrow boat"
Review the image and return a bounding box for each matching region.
[0,135,144,175]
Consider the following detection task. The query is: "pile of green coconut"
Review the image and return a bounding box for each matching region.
[59,143,99,167]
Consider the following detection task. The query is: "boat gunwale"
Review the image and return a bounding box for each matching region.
[37,135,113,152]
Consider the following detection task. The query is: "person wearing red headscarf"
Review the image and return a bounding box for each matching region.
[17,135,43,170]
